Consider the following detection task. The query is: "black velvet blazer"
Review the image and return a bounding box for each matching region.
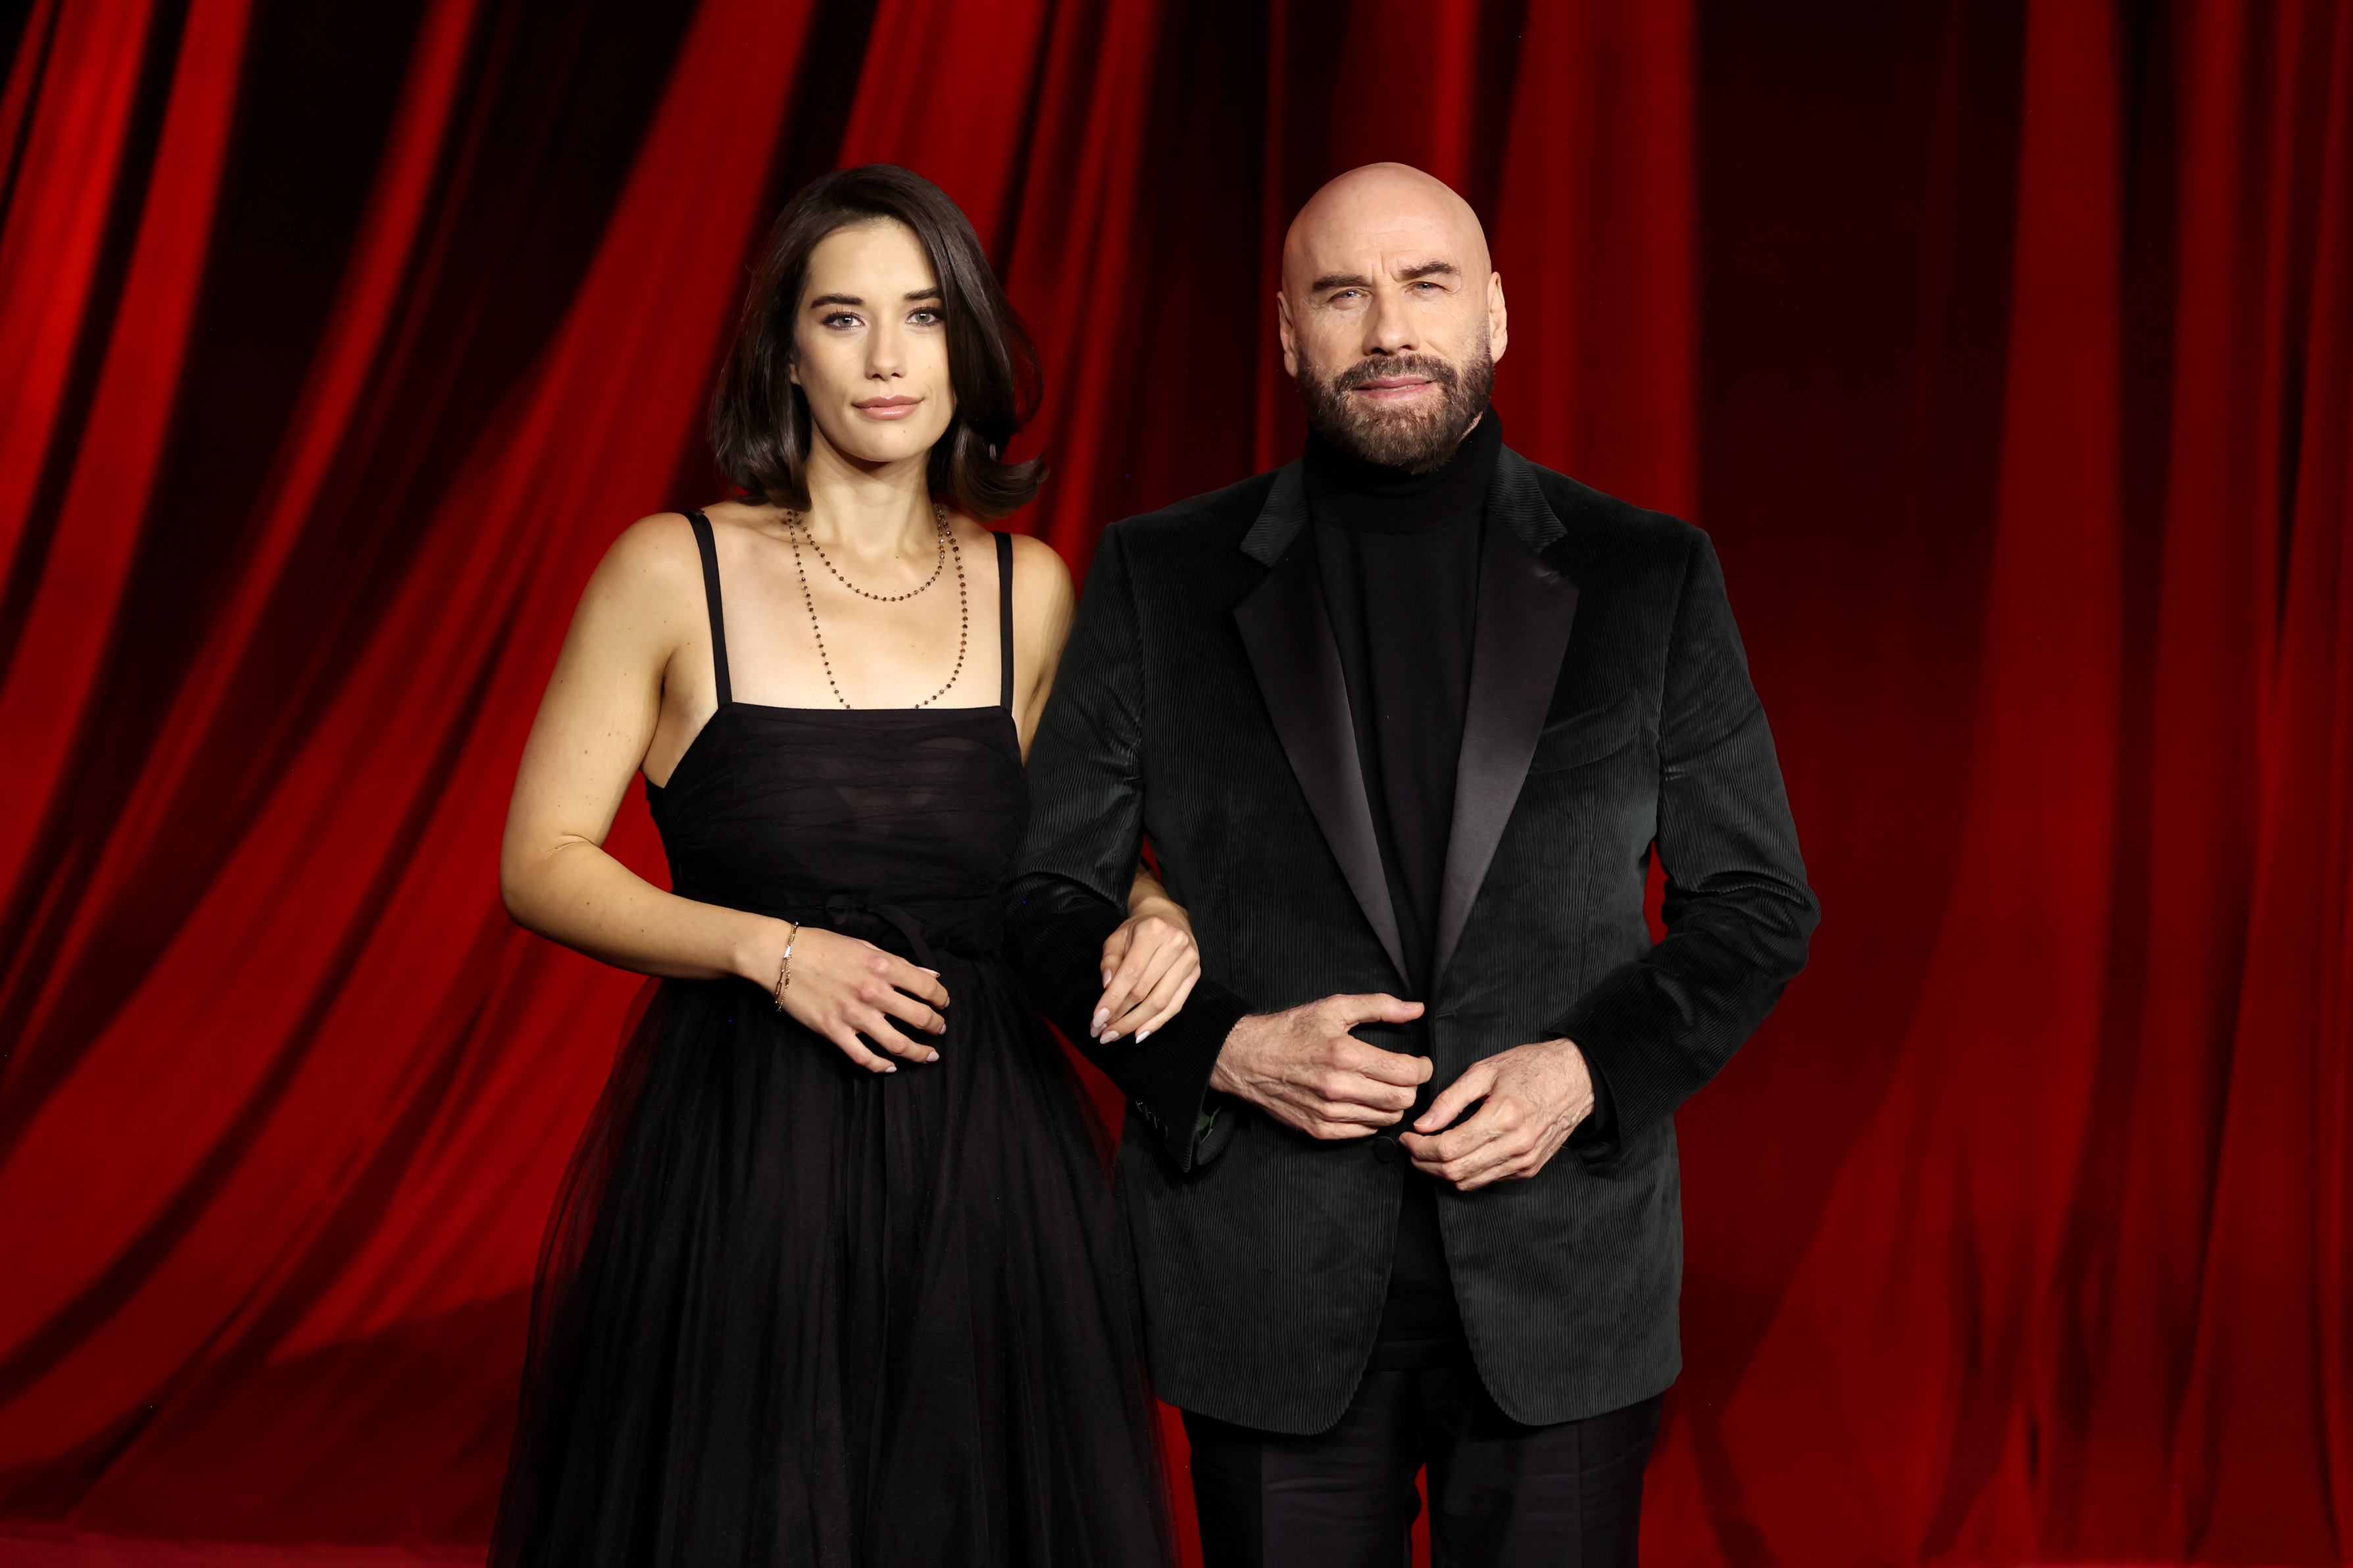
[1006,446,1818,1433]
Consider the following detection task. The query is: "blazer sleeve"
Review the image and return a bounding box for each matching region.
[1550,532,1819,1161]
[1004,525,1253,1170]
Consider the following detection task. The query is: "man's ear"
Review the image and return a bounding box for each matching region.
[1276,291,1300,380]
[1487,272,1508,366]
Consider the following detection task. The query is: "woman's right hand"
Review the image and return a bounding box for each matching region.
[760,922,950,1073]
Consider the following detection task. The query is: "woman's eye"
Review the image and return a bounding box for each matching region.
[822,312,860,329]
[908,309,941,326]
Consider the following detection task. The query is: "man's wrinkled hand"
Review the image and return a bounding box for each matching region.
[1209,994,1431,1140]
[1398,1038,1593,1190]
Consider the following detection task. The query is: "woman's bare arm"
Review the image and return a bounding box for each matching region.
[501,516,760,979]
[500,514,948,1071]
[1007,532,1077,757]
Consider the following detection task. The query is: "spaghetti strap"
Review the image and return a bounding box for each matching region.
[996,531,1015,712]
[685,510,731,708]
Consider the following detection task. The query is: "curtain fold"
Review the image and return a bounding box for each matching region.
[0,2,2345,1563]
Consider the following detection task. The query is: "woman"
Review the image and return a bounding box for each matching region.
[492,165,1192,1567]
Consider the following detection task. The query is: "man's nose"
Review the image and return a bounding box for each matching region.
[1364,288,1416,355]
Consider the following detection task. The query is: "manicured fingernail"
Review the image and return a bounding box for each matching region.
[883,1064,897,1073]
[1101,972,1112,986]
[1091,1008,1109,1030]
[927,1050,940,1063]
[1135,1029,1152,1042]
[1102,1030,1120,1042]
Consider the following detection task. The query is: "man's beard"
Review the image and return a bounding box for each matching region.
[1295,341,1495,473]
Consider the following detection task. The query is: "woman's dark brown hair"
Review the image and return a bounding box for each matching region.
[711,164,1044,520]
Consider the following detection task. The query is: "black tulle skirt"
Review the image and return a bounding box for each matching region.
[491,953,1174,1568]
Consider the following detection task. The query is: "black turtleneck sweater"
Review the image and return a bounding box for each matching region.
[1304,409,1504,1370]
[1307,410,1503,993]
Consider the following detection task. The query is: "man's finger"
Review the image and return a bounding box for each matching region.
[1412,1137,1511,1187]
[1292,1085,1408,1126]
[1344,1046,1434,1088]
[1266,1100,1366,1140]
[1458,1140,1548,1190]
[1327,992,1426,1029]
[1311,1064,1419,1113]
[1416,1060,1499,1132]
[1401,1095,1515,1162]
[1428,1122,1559,1189]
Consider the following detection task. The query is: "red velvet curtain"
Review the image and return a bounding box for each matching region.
[0,2,2346,1563]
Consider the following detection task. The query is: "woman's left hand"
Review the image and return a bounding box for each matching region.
[1092,898,1201,1044]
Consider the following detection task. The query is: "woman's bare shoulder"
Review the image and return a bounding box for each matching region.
[573,511,708,641]
[695,498,783,538]
[1003,529,1075,613]
[932,512,1072,612]
[598,509,701,576]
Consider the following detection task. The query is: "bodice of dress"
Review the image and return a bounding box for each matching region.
[645,513,1027,960]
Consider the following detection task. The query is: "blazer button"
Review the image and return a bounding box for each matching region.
[1372,1134,1400,1165]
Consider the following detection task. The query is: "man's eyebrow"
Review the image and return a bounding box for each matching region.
[1309,262,1462,293]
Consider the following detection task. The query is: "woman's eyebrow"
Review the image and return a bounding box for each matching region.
[808,287,941,310]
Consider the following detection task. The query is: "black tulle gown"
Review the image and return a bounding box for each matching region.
[492,514,1172,1568]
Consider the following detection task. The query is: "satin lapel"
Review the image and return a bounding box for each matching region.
[1432,450,1579,989]
[1233,468,1410,985]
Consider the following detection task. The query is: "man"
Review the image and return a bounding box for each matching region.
[1008,163,1817,1566]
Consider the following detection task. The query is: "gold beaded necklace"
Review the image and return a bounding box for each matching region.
[784,504,968,709]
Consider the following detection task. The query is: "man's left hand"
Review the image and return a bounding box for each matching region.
[1398,1038,1594,1190]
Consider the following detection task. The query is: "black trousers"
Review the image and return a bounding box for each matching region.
[1183,1364,1662,1568]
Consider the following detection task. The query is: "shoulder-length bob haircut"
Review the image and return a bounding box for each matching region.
[710,164,1044,521]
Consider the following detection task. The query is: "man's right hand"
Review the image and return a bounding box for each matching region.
[1208,994,1431,1140]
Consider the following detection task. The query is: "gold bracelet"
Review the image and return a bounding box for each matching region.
[773,921,801,1011]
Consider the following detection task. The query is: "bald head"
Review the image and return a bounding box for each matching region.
[1277,163,1505,472]
[1282,162,1493,295]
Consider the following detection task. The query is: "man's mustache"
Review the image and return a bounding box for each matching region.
[1331,355,1460,394]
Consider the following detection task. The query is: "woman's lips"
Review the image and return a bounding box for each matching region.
[855,396,922,420]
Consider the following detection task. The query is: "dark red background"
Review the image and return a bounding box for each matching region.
[1,1,2348,1564]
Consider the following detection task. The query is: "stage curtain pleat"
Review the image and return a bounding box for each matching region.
[0,1,2346,1563]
